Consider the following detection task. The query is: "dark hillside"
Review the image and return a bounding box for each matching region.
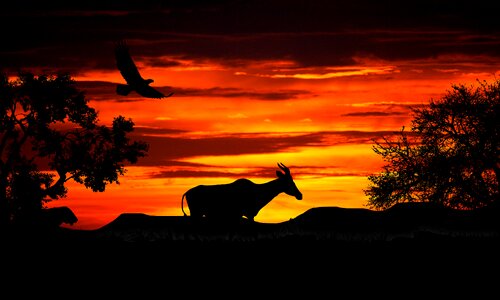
[89,202,499,244]
[4,202,499,293]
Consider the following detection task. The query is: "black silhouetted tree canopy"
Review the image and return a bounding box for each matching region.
[365,79,500,210]
[0,72,148,227]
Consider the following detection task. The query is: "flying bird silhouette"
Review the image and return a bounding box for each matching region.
[114,41,173,99]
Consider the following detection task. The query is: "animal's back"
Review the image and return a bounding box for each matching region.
[184,178,256,219]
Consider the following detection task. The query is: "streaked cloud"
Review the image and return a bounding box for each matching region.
[148,169,236,179]
[129,128,405,167]
[76,81,313,101]
[341,111,408,117]
[145,165,375,179]
[172,86,313,100]
[247,66,397,79]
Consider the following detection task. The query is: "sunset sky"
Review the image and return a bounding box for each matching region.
[2,1,500,229]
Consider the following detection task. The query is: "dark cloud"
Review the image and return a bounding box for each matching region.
[129,129,405,166]
[370,103,422,110]
[134,132,324,165]
[2,1,499,73]
[76,80,175,102]
[341,111,409,117]
[142,57,183,68]
[134,127,186,135]
[148,169,236,179]
[146,165,282,179]
[316,130,406,145]
[173,86,313,100]
[146,168,273,180]
[76,80,312,101]
[144,164,374,179]
[76,81,119,100]
[152,160,211,168]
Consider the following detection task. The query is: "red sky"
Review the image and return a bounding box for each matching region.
[2,1,500,229]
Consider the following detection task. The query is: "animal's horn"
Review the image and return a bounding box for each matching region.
[278,162,290,174]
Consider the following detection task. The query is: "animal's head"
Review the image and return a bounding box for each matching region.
[145,78,154,84]
[276,162,303,200]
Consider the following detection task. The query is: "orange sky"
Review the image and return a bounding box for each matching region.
[4,1,500,229]
[48,58,500,230]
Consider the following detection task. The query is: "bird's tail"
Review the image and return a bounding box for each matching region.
[116,84,132,96]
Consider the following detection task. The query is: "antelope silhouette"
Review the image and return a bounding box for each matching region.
[181,163,302,222]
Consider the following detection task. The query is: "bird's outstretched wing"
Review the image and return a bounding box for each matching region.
[115,41,144,84]
[136,86,174,99]
[114,40,174,99]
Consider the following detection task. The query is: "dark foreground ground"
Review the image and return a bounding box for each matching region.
[3,203,500,295]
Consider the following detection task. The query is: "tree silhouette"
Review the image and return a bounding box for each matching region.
[0,72,148,228]
[365,79,500,210]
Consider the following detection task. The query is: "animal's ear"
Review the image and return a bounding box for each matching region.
[276,170,285,178]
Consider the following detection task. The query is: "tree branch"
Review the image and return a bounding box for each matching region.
[44,168,67,199]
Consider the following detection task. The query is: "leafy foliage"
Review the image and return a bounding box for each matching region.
[0,72,148,226]
[365,79,500,210]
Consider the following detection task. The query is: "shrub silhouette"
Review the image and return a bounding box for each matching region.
[365,79,500,210]
[0,72,148,228]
